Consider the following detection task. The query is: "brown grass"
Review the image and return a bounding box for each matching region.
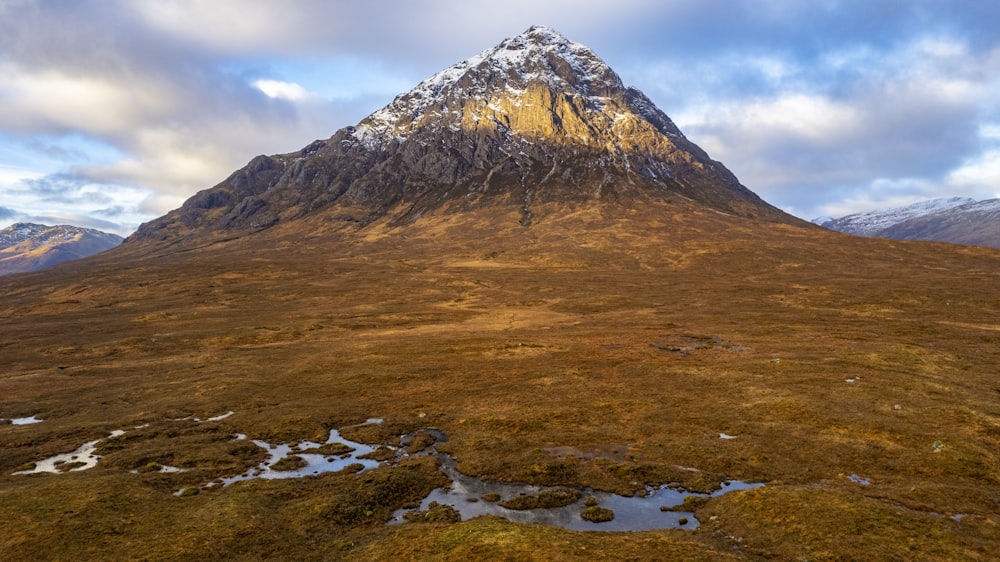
[1,200,998,559]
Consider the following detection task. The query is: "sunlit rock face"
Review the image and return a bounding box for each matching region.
[130,26,784,244]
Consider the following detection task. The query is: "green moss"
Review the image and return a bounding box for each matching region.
[580,506,614,523]
[499,488,582,510]
[403,501,461,524]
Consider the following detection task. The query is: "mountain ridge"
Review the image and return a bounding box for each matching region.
[817,197,1000,248]
[0,222,123,275]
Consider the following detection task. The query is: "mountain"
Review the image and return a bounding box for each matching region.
[816,197,1000,248]
[878,198,1000,248]
[129,25,790,248]
[0,223,123,275]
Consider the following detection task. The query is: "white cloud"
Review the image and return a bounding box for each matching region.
[254,79,311,101]
[945,149,1000,193]
[0,67,179,135]
[0,163,44,185]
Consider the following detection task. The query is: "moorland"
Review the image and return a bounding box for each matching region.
[2,198,999,560]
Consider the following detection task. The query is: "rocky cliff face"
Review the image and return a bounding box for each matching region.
[130,26,784,245]
[0,223,123,275]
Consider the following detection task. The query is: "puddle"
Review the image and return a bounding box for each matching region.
[13,430,125,475]
[215,425,383,487]
[172,411,235,423]
[3,415,44,425]
[130,464,188,475]
[849,474,871,486]
[391,452,762,531]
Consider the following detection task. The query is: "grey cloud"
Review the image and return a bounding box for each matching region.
[0,206,18,220]
[18,173,88,202]
[26,212,125,234]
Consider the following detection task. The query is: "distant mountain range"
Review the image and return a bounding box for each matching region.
[0,223,123,275]
[815,197,1000,248]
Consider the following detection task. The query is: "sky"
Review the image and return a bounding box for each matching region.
[1,0,1000,236]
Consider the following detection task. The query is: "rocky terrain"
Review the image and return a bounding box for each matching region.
[0,223,123,275]
[1,27,998,561]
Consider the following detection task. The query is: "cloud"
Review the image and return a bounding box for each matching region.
[1,0,1000,231]
[19,212,125,234]
[2,171,154,235]
[659,31,1000,218]
[254,80,311,101]
[0,205,17,220]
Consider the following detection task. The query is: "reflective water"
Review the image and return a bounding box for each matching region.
[218,427,384,486]
[10,412,763,533]
[849,474,871,485]
[391,451,763,531]
[13,430,125,475]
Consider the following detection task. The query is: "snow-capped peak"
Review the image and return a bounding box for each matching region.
[352,25,625,148]
[819,197,977,235]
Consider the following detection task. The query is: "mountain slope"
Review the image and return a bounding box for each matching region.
[0,223,123,275]
[815,197,975,236]
[879,198,1000,248]
[817,197,1000,248]
[129,26,789,247]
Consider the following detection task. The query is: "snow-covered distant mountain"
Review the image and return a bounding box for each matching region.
[815,197,1000,248]
[0,223,123,275]
[814,197,975,236]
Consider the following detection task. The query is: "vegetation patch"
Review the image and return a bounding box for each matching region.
[359,446,396,462]
[406,430,437,453]
[580,505,614,523]
[314,460,448,525]
[271,455,308,472]
[309,442,355,456]
[499,488,582,510]
[663,494,711,512]
[402,501,461,523]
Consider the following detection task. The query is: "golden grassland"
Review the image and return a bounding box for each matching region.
[1,201,999,560]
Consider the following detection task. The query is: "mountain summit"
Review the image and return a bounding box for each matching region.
[132,26,785,245]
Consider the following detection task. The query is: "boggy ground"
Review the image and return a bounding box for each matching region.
[1,200,999,560]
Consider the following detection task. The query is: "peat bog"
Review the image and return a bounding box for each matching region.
[2,209,999,560]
